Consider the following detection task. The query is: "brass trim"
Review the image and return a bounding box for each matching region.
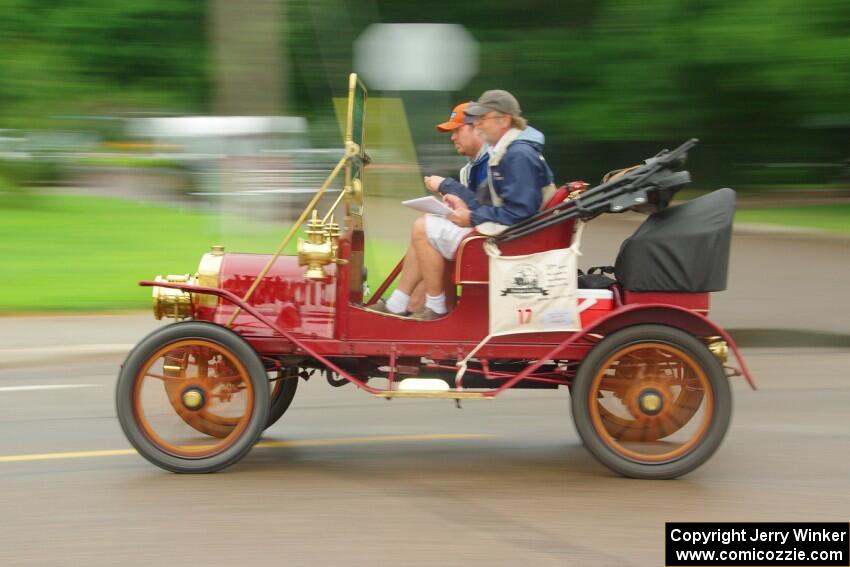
[227,74,369,325]
[344,73,367,219]
[707,338,729,364]
[345,74,357,144]
[375,390,491,400]
[225,73,370,325]
[195,250,224,308]
[322,188,348,224]
[344,73,367,146]
[225,154,347,326]
[297,210,336,279]
[347,178,364,214]
[640,392,662,413]
[152,275,196,320]
[182,389,204,410]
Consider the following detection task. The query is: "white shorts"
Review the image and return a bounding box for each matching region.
[425,214,473,260]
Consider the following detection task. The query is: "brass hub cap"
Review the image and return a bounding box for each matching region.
[638,389,663,415]
[181,387,206,411]
[623,380,671,422]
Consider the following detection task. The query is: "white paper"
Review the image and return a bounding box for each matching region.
[401,196,452,216]
[543,310,577,329]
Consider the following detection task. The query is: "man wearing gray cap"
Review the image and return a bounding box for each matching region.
[444,89,556,229]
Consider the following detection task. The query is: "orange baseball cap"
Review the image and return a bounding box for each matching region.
[435,102,472,132]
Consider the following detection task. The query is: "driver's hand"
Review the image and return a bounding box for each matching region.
[443,194,472,227]
[448,209,472,227]
[442,193,464,210]
[423,175,445,192]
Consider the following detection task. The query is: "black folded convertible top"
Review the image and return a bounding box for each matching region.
[614,188,736,292]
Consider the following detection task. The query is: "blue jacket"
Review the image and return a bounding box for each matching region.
[438,148,489,206]
[439,126,554,227]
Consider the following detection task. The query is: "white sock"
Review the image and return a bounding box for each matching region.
[385,289,410,314]
[425,293,447,315]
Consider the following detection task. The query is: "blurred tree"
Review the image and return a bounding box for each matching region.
[0,0,208,126]
[0,0,846,184]
[209,0,287,114]
[441,0,850,182]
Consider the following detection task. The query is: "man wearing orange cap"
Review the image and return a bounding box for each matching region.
[424,101,490,206]
[371,102,487,319]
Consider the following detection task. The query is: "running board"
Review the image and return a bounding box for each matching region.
[374,390,491,400]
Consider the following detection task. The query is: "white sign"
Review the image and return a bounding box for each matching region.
[354,24,478,91]
[487,246,582,336]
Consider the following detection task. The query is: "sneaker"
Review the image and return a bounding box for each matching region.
[367,300,409,317]
[410,307,445,321]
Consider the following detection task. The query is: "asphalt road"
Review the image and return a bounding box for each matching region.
[0,348,848,566]
[0,218,847,566]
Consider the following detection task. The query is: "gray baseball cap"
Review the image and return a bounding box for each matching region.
[465,90,522,116]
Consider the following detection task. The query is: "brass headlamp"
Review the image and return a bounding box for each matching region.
[152,274,197,320]
[297,211,334,280]
[151,245,224,320]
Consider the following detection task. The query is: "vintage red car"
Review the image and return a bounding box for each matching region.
[115,74,754,479]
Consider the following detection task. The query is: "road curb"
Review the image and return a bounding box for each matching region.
[728,329,850,349]
[2,329,848,369]
[0,344,133,369]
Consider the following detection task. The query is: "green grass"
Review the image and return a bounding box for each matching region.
[735,204,850,233]
[677,191,850,233]
[73,156,186,170]
[3,194,845,313]
[0,195,405,312]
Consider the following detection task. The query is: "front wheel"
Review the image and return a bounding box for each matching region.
[264,366,298,430]
[571,324,731,479]
[162,364,299,437]
[116,322,270,473]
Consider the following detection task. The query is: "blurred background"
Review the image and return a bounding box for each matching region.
[0,0,848,311]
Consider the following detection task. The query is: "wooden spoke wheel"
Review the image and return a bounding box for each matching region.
[571,325,731,479]
[594,348,706,443]
[163,358,299,438]
[159,346,247,439]
[116,322,269,473]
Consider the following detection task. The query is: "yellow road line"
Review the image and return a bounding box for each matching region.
[0,448,138,463]
[253,433,494,449]
[0,433,495,464]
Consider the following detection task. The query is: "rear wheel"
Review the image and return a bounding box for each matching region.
[116,322,270,473]
[571,324,731,479]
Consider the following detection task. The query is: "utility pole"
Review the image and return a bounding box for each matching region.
[209,0,288,115]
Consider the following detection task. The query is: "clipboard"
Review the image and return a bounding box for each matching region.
[402,196,452,216]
